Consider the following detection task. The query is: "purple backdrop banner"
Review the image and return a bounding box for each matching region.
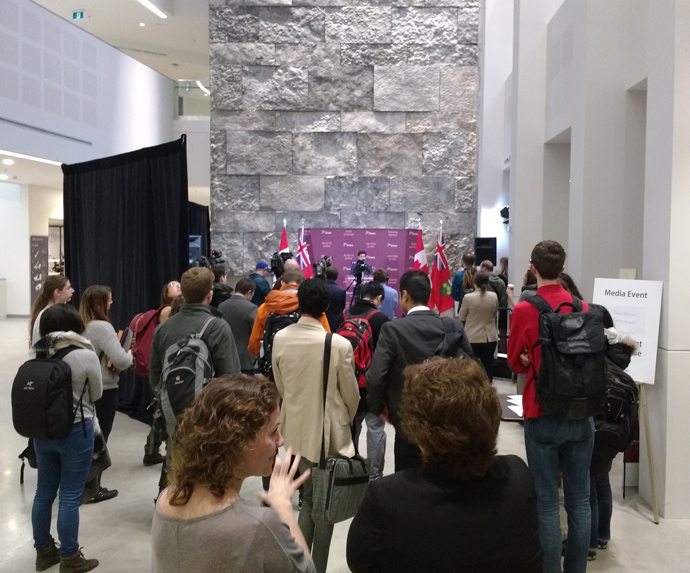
[305,228,418,318]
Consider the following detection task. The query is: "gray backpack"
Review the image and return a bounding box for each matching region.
[158,317,215,438]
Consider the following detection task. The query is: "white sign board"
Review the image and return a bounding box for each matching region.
[592,278,663,384]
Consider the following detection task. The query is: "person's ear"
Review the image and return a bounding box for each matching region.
[205,290,213,304]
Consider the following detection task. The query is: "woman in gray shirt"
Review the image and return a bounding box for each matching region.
[152,374,315,573]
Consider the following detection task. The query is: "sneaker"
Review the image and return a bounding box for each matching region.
[143,452,165,466]
[588,550,597,561]
[59,549,98,573]
[36,542,60,571]
[598,540,609,550]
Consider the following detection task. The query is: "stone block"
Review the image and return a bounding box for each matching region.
[455,175,476,212]
[214,210,276,234]
[405,43,478,66]
[211,130,226,173]
[211,232,245,275]
[211,66,243,111]
[212,175,261,211]
[245,232,283,271]
[340,44,406,66]
[440,66,479,114]
[293,133,358,176]
[340,212,406,228]
[274,43,341,67]
[242,66,309,110]
[390,177,454,211]
[210,6,260,43]
[406,112,475,133]
[307,66,374,111]
[406,211,475,236]
[374,66,439,112]
[391,8,458,46]
[274,211,342,233]
[357,134,423,176]
[325,7,392,43]
[259,8,326,43]
[458,1,480,45]
[275,111,341,132]
[226,131,293,175]
[423,130,476,176]
[260,176,325,210]
[211,42,275,66]
[211,110,276,131]
[341,112,406,133]
[324,177,390,212]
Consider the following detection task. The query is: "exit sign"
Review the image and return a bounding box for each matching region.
[73,11,84,20]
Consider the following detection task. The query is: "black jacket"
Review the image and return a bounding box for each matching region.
[343,300,389,349]
[326,279,347,331]
[366,309,473,429]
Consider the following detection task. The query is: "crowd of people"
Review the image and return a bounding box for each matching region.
[23,239,636,573]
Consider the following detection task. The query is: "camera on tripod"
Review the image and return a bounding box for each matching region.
[313,255,332,279]
[270,251,294,278]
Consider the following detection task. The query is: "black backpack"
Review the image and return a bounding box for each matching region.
[527,295,607,420]
[259,310,300,380]
[434,317,474,360]
[12,346,88,440]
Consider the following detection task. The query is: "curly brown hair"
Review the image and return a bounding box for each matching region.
[400,358,501,481]
[167,374,280,506]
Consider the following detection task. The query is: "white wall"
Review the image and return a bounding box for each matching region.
[0,183,30,315]
[28,186,63,236]
[173,117,210,205]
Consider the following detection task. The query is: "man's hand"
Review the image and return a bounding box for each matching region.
[519,348,530,367]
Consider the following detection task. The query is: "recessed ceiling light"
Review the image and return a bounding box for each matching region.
[140,22,145,27]
[2,158,14,165]
[0,150,61,166]
[136,0,167,19]
[0,174,9,180]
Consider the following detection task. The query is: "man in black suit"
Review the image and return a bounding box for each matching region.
[218,278,258,374]
[366,270,474,471]
[324,265,347,331]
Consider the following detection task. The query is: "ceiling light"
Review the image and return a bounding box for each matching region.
[196,80,210,96]
[136,0,168,19]
[2,158,14,165]
[0,150,61,166]
[140,22,145,27]
[0,174,9,180]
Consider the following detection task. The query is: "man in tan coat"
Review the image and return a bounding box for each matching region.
[272,278,359,573]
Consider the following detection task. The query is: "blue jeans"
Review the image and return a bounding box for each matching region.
[590,473,612,548]
[524,416,594,573]
[352,409,386,481]
[32,420,94,556]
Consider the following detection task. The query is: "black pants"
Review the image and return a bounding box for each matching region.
[95,388,119,442]
[393,432,422,472]
[471,341,497,382]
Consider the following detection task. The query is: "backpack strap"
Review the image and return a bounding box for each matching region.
[53,346,90,436]
[525,294,553,314]
[196,316,216,339]
[319,334,333,469]
[363,309,379,322]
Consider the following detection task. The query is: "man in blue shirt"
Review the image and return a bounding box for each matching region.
[249,261,271,306]
[373,269,398,320]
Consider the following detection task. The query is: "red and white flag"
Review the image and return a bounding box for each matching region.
[413,229,429,273]
[279,220,289,254]
[296,225,314,278]
[429,228,454,313]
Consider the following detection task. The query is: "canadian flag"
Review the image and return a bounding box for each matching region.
[279,220,289,254]
[413,229,429,273]
[296,225,314,278]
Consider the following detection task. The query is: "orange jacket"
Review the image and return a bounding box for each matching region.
[248,283,331,356]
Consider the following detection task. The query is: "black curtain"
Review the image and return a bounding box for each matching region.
[189,201,211,258]
[63,136,189,423]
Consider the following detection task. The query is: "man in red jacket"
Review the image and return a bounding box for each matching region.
[507,240,594,573]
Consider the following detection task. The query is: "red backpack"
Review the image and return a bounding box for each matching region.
[336,309,377,388]
[129,306,166,377]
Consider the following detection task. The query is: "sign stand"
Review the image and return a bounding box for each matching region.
[638,383,660,524]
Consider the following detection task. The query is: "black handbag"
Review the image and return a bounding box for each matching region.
[311,334,370,524]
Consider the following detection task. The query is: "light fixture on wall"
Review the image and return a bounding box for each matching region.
[196,81,210,96]
[500,205,509,225]
[136,0,168,19]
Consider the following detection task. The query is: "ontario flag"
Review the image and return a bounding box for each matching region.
[279,220,289,254]
[296,225,314,278]
[430,228,453,313]
[413,229,429,273]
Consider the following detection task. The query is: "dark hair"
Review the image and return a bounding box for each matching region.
[558,272,583,300]
[530,240,566,280]
[589,303,614,329]
[462,267,476,290]
[359,281,385,301]
[40,303,85,337]
[479,260,494,272]
[281,267,304,286]
[499,257,508,277]
[399,270,431,305]
[473,271,490,292]
[373,268,388,283]
[212,266,226,283]
[161,280,181,305]
[168,375,280,506]
[325,266,339,281]
[30,275,70,344]
[235,278,255,295]
[298,278,331,317]
[358,250,367,256]
[170,296,185,316]
[79,285,111,325]
[524,269,537,286]
[461,252,475,267]
[401,358,500,481]
[181,268,214,304]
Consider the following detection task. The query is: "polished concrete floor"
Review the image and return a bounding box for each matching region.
[1,316,689,572]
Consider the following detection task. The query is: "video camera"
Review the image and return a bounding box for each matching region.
[313,255,332,279]
[196,249,226,269]
[270,251,294,278]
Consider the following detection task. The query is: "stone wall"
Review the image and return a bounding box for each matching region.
[209,0,479,275]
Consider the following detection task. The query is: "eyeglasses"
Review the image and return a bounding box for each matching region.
[168,282,181,288]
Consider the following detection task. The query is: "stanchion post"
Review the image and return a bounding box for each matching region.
[638,382,660,524]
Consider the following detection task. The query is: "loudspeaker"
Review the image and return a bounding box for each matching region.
[474,237,497,266]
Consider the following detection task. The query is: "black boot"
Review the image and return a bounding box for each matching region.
[36,541,60,571]
[59,549,98,573]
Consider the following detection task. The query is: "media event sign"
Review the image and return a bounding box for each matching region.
[592,278,663,384]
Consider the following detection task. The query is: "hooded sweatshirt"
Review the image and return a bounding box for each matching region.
[248,283,331,356]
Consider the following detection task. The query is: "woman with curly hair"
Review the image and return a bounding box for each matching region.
[152,374,315,573]
[347,358,543,573]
